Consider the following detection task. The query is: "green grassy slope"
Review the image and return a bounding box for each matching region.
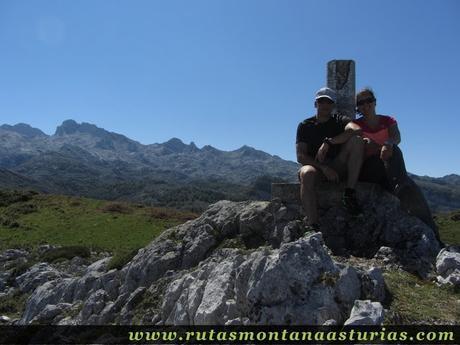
[434,210,460,246]
[0,190,197,257]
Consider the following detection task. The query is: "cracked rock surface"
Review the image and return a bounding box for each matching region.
[2,183,443,325]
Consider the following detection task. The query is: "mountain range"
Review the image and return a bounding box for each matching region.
[0,120,459,212]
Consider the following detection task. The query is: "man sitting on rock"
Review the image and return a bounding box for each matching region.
[296,87,364,232]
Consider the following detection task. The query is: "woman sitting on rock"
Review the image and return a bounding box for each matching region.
[353,88,440,240]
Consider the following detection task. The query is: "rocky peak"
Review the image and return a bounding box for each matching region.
[54,120,79,136]
[54,120,108,138]
[234,145,270,159]
[439,174,460,185]
[0,123,47,138]
[201,145,219,153]
[162,138,188,153]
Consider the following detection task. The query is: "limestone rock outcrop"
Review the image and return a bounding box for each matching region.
[2,183,442,325]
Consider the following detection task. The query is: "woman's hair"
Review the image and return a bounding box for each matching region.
[356,87,376,116]
[356,87,376,100]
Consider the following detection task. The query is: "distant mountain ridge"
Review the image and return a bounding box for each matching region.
[0,120,297,210]
[0,120,459,212]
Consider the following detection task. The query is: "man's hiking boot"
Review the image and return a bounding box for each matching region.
[342,189,363,216]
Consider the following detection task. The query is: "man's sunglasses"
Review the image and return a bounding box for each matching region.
[356,97,375,107]
[317,97,334,104]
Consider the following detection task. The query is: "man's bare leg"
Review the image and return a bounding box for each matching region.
[335,135,364,215]
[337,135,364,188]
[299,165,319,225]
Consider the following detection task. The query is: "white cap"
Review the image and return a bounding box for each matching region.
[315,87,337,103]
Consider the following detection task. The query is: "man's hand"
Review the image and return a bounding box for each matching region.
[320,165,339,183]
[315,142,329,163]
[380,144,393,161]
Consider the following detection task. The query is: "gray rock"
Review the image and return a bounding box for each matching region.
[67,256,88,276]
[0,249,28,262]
[16,263,65,293]
[31,303,73,323]
[0,315,11,324]
[161,234,359,325]
[162,250,242,325]
[0,277,6,292]
[436,247,460,287]
[37,244,55,255]
[122,239,181,294]
[437,270,460,286]
[335,265,361,309]
[119,287,147,324]
[436,248,460,276]
[99,270,121,300]
[374,246,399,264]
[79,290,110,324]
[239,201,273,245]
[20,257,116,324]
[280,220,303,244]
[344,300,384,325]
[322,319,337,325]
[317,183,439,277]
[15,193,441,325]
[181,224,217,269]
[85,257,111,274]
[225,317,250,325]
[20,279,74,324]
[359,267,386,302]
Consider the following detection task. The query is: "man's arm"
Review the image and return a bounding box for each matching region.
[296,142,339,182]
[296,142,323,168]
[315,123,362,162]
[328,122,362,145]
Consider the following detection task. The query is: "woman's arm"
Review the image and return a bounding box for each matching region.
[381,123,401,160]
[387,123,401,145]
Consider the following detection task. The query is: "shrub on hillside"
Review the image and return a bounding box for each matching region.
[41,246,91,262]
[147,207,197,222]
[100,202,132,214]
[0,190,37,207]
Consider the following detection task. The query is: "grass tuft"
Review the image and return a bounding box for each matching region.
[0,290,30,318]
[107,249,140,270]
[384,270,460,324]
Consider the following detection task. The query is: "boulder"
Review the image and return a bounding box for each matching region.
[359,267,386,302]
[0,315,11,324]
[161,234,362,325]
[344,300,384,325]
[436,247,460,287]
[30,303,73,324]
[0,249,29,262]
[16,263,66,293]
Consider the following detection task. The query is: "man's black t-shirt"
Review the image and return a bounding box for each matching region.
[296,114,351,159]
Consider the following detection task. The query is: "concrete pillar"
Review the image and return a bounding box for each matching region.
[327,60,356,119]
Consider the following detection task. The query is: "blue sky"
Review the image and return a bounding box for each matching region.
[0,0,459,177]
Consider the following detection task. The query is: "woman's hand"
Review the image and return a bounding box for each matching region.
[364,138,381,156]
[380,144,393,161]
